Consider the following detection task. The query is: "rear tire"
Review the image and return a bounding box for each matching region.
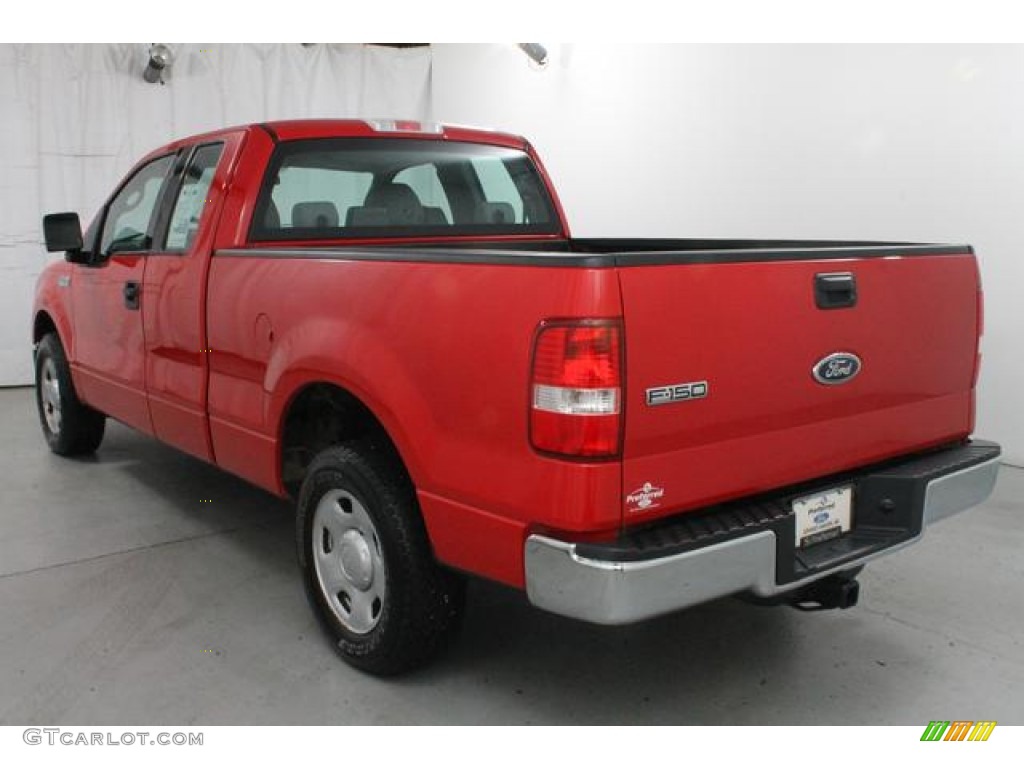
[35,333,105,456]
[296,442,465,675]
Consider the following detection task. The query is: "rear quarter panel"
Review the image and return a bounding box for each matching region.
[205,255,622,586]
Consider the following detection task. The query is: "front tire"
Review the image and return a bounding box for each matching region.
[296,442,465,675]
[35,333,105,456]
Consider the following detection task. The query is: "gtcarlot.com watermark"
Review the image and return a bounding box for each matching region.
[23,728,203,747]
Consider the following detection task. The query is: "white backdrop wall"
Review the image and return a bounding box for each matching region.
[2,43,1022,464]
[433,44,1024,464]
[0,43,430,386]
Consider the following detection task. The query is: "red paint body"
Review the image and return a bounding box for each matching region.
[32,120,982,591]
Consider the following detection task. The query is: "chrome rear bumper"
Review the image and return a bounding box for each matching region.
[525,442,1001,625]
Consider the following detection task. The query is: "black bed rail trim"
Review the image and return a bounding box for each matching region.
[215,247,612,268]
[609,243,971,266]
[215,242,972,268]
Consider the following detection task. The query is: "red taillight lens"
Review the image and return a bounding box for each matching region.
[530,321,623,458]
[973,287,984,387]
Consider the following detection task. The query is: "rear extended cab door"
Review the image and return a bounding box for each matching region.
[142,131,247,461]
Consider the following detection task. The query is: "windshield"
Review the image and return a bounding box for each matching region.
[249,138,562,241]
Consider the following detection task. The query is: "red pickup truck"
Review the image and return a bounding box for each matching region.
[33,119,1001,675]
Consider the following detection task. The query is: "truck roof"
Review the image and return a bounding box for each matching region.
[160,119,529,153]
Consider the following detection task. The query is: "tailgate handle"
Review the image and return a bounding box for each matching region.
[815,272,857,309]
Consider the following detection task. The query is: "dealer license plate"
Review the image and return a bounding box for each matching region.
[793,486,853,548]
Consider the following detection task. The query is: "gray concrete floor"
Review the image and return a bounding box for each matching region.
[0,386,1021,725]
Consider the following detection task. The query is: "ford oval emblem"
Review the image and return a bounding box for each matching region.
[812,352,862,385]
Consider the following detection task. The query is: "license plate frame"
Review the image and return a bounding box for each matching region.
[793,485,854,548]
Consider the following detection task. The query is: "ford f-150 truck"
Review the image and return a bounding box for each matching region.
[33,119,1001,675]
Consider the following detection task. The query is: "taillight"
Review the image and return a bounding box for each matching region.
[530,320,623,458]
[973,285,984,387]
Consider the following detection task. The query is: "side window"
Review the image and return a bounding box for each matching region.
[99,154,175,256]
[393,164,452,223]
[165,144,224,251]
[267,167,373,231]
[470,157,524,223]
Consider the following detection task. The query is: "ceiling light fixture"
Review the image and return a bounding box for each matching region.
[518,43,548,67]
[143,44,173,84]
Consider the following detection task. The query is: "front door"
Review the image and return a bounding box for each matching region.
[70,153,176,433]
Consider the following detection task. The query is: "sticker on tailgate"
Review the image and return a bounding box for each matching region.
[626,482,665,513]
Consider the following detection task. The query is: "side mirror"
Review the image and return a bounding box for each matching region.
[42,212,87,262]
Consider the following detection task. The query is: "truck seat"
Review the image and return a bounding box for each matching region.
[292,201,340,228]
[475,202,515,224]
[364,183,425,225]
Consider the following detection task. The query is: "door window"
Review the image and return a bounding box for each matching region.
[99,154,175,256]
[165,144,224,251]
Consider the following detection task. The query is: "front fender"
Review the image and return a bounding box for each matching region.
[32,262,74,357]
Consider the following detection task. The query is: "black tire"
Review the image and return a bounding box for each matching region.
[296,442,465,676]
[35,333,106,456]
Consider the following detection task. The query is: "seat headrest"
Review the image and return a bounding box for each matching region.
[365,183,424,225]
[474,201,516,224]
[346,207,388,227]
[423,206,448,225]
[292,201,339,228]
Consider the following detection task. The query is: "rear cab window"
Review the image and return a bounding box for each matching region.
[249,138,561,241]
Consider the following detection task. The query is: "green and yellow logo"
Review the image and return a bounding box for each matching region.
[920,721,997,742]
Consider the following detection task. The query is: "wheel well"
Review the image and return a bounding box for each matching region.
[34,312,57,345]
[280,383,407,499]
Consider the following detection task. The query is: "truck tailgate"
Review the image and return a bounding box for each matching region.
[618,249,980,524]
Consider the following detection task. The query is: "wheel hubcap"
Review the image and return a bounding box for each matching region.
[312,489,386,635]
[40,358,62,434]
[338,530,374,589]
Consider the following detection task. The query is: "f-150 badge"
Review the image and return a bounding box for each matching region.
[646,380,708,407]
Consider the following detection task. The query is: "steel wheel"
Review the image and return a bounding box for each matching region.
[296,443,466,675]
[40,356,62,434]
[34,333,105,455]
[312,488,387,635]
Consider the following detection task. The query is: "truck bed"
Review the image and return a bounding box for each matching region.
[215,238,978,531]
